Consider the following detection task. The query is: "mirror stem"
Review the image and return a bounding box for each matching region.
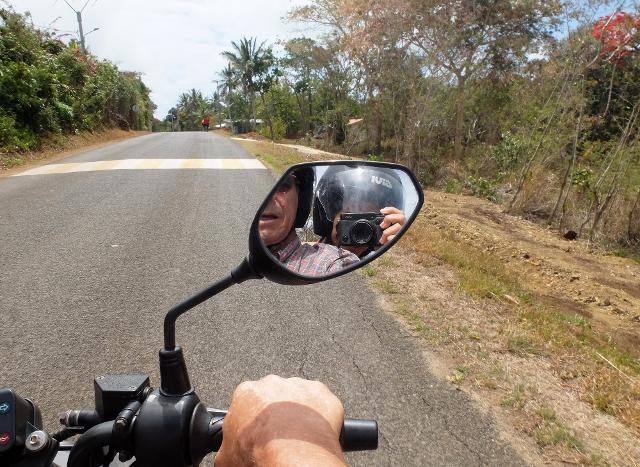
[160,258,261,396]
[163,257,260,350]
[163,274,235,350]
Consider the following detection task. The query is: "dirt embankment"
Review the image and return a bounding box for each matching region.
[367,191,640,466]
[0,129,148,175]
[429,192,640,353]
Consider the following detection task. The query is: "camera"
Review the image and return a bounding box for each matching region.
[336,212,385,247]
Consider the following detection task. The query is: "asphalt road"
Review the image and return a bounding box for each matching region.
[0,132,524,466]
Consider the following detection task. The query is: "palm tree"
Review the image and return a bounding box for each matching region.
[219,63,238,124]
[177,89,210,130]
[218,63,237,96]
[221,37,269,130]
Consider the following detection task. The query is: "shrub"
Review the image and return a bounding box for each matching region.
[0,111,37,153]
[0,7,154,154]
[259,116,287,141]
[465,176,498,202]
[444,178,462,193]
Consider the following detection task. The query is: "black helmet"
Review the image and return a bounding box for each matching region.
[292,167,314,228]
[313,166,404,238]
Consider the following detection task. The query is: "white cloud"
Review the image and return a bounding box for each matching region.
[8,0,310,118]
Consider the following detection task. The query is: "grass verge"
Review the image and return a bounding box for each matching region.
[614,246,640,264]
[235,138,639,462]
[413,215,639,421]
[237,140,305,175]
[365,211,639,464]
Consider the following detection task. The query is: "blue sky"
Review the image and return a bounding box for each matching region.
[8,0,310,118]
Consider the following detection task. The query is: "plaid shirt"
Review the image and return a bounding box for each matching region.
[270,232,360,277]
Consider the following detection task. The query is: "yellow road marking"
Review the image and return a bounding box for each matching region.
[180,159,205,169]
[222,159,244,169]
[13,159,266,176]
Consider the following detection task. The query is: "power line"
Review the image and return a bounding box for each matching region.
[61,0,75,12]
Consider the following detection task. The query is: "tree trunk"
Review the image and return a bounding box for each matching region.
[374,111,383,156]
[260,94,275,141]
[295,93,308,135]
[628,189,640,244]
[454,74,466,159]
[307,88,313,130]
[549,112,582,225]
[250,93,257,132]
[590,187,618,242]
[578,197,596,238]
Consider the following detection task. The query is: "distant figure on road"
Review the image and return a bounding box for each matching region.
[201,116,210,131]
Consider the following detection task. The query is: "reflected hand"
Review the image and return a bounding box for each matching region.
[379,207,406,245]
[215,375,346,467]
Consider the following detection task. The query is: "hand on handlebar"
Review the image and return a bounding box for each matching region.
[215,375,347,467]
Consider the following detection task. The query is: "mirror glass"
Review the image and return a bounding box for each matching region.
[257,163,421,279]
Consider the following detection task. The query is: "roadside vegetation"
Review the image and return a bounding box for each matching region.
[164,1,640,257]
[0,6,154,162]
[236,140,308,175]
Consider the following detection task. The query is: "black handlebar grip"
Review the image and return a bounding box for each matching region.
[60,409,101,429]
[203,409,378,453]
[339,418,378,451]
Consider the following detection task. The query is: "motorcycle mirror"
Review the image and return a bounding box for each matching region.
[248,161,424,285]
[159,161,422,395]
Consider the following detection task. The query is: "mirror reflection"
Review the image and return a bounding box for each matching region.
[258,164,420,278]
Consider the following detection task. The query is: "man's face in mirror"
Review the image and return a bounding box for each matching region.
[259,175,299,246]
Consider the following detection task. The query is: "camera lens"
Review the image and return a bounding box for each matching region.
[350,220,374,245]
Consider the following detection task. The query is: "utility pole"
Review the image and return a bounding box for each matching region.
[76,10,85,53]
[213,80,220,129]
[63,0,97,54]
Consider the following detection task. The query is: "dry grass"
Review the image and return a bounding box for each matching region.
[402,214,640,432]
[237,140,306,175]
[534,421,583,450]
[363,201,640,465]
[235,137,357,174]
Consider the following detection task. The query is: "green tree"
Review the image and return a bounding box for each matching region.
[257,82,301,139]
[176,89,212,130]
[282,38,318,134]
[0,6,154,153]
[221,37,275,130]
[402,0,561,158]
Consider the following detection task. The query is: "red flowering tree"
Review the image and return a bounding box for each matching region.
[592,11,640,64]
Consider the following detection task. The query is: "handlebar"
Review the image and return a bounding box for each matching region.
[67,411,378,467]
[67,421,114,467]
[203,409,378,452]
[340,418,379,451]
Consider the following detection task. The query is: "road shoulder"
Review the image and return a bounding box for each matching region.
[0,129,149,177]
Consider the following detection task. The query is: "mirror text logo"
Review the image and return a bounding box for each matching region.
[371,176,392,189]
